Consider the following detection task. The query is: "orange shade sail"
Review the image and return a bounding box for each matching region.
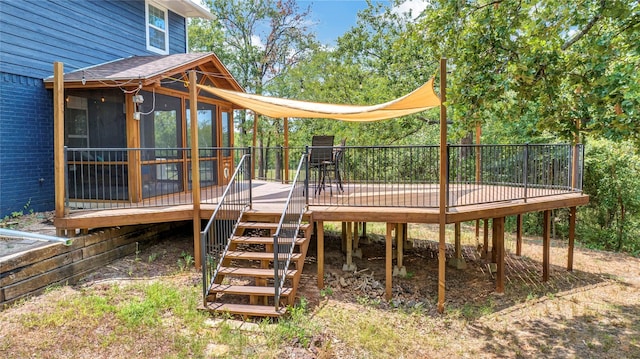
[197,78,440,121]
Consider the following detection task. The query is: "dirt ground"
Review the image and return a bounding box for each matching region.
[1,217,639,358]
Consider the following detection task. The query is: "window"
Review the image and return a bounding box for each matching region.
[146,1,168,54]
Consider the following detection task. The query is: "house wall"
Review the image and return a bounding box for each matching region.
[0,0,190,217]
[0,74,55,216]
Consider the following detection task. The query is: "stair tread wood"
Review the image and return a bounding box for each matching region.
[231,236,306,245]
[209,284,292,296]
[205,303,286,317]
[226,251,302,260]
[218,267,296,278]
[237,222,311,231]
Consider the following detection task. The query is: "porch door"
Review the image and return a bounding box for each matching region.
[186,101,217,190]
[219,108,233,186]
[139,93,183,198]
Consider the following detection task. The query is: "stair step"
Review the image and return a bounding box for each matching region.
[231,236,306,246]
[226,251,302,261]
[218,267,297,278]
[237,222,311,232]
[205,303,286,317]
[209,284,292,297]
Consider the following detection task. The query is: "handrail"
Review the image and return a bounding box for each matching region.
[200,153,252,304]
[273,153,307,310]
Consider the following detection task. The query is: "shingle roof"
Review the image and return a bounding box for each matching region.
[44,53,243,92]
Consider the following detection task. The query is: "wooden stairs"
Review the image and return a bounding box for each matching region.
[202,213,313,318]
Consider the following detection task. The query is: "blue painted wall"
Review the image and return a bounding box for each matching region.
[0,0,191,217]
[0,74,55,216]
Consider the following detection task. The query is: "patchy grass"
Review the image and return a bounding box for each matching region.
[1,229,639,359]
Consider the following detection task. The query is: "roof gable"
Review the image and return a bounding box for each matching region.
[44,53,243,92]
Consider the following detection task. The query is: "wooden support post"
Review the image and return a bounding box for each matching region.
[385,222,394,300]
[341,222,347,253]
[125,90,142,204]
[189,71,202,268]
[437,57,448,313]
[343,221,356,271]
[53,62,65,237]
[252,112,257,179]
[568,207,576,271]
[516,214,523,256]
[543,210,551,281]
[448,222,466,269]
[393,223,406,276]
[397,223,404,268]
[495,217,505,293]
[317,221,324,288]
[284,117,289,183]
[483,218,489,258]
[454,222,461,259]
[492,219,498,263]
[353,222,360,249]
[475,219,480,246]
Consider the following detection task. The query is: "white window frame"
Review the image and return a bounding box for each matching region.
[145,0,169,54]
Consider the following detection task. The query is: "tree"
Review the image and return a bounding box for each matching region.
[189,0,318,145]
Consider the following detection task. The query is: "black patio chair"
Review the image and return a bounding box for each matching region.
[309,135,334,195]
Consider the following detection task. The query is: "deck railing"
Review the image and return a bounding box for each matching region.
[252,146,305,182]
[63,144,583,212]
[64,147,248,211]
[447,144,583,207]
[200,154,252,303]
[273,153,307,310]
[309,144,583,208]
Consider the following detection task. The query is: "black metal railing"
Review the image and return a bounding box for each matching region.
[200,154,252,304]
[309,144,583,208]
[253,146,305,182]
[64,147,248,211]
[273,153,307,310]
[448,144,582,207]
[310,145,441,207]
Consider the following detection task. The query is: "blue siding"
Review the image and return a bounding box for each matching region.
[0,0,189,79]
[0,0,190,217]
[169,10,187,54]
[0,73,55,217]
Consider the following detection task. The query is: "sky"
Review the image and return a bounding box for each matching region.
[298,0,428,46]
[298,0,380,45]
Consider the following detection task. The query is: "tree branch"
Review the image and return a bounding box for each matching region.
[561,0,606,51]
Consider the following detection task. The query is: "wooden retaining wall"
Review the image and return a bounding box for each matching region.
[0,222,188,308]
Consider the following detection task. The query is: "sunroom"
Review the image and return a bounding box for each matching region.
[44,53,243,210]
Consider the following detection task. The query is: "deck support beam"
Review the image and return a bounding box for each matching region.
[317,220,324,289]
[385,222,394,300]
[494,217,505,293]
[568,206,576,271]
[543,210,551,281]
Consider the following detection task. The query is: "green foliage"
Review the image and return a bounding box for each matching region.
[271,298,318,348]
[578,140,640,254]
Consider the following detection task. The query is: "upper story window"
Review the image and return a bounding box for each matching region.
[146,1,169,54]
